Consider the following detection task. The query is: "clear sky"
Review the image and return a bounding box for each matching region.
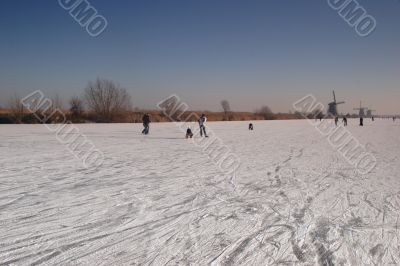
[1,0,399,114]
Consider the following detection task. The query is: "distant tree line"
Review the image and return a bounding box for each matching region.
[0,78,295,124]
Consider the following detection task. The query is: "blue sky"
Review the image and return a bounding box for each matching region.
[1,0,399,114]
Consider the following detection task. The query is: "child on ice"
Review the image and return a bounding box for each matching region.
[186,127,194,139]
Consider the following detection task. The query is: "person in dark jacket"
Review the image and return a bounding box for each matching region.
[343,117,348,127]
[359,117,364,127]
[142,113,150,135]
[249,123,254,130]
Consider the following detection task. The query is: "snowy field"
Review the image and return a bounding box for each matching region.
[1,119,400,265]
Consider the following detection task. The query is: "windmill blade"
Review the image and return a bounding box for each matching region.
[336,101,345,105]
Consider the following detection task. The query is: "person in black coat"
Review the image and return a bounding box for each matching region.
[142,113,151,134]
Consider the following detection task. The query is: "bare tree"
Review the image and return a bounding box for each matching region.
[256,105,275,120]
[69,96,84,118]
[8,94,25,123]
[84,78,132,121]
[221,100,231,121]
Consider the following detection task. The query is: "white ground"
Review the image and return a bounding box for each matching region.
[0,119,400,265]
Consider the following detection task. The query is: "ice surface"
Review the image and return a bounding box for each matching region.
[1,119,400,265]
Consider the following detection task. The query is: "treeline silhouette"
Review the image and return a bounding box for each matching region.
[1,78,304,124]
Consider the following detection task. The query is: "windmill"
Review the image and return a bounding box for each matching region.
[327,90,345,117]
[354,101,368,118]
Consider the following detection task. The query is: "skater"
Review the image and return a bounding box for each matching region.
[359,117,364,127]
[142,113,150,135]
[249,123,254,130]
[343,117,348,126]
[335,116,339,126]
[186,127,193,139]
[372,116,375,121]
[198,114,208,137]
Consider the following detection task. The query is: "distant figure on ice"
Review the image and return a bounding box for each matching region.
[142,113,151,135]
[335,117,339,126]
[343,117,348,127]
[249,123,254,130]
[359,117,364,127]
[198,114,208,137]
[372,116,375,121]
[186,127,193,139]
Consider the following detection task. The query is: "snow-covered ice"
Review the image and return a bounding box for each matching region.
[1,119,400,265]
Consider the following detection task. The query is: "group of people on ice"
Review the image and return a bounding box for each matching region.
[142,113,398,136]
[185,114,208,138]
[334,116,348,127]
[333,116,380,127]
[141,113,209,138]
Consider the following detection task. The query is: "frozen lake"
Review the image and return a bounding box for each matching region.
[1,119,400,265]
